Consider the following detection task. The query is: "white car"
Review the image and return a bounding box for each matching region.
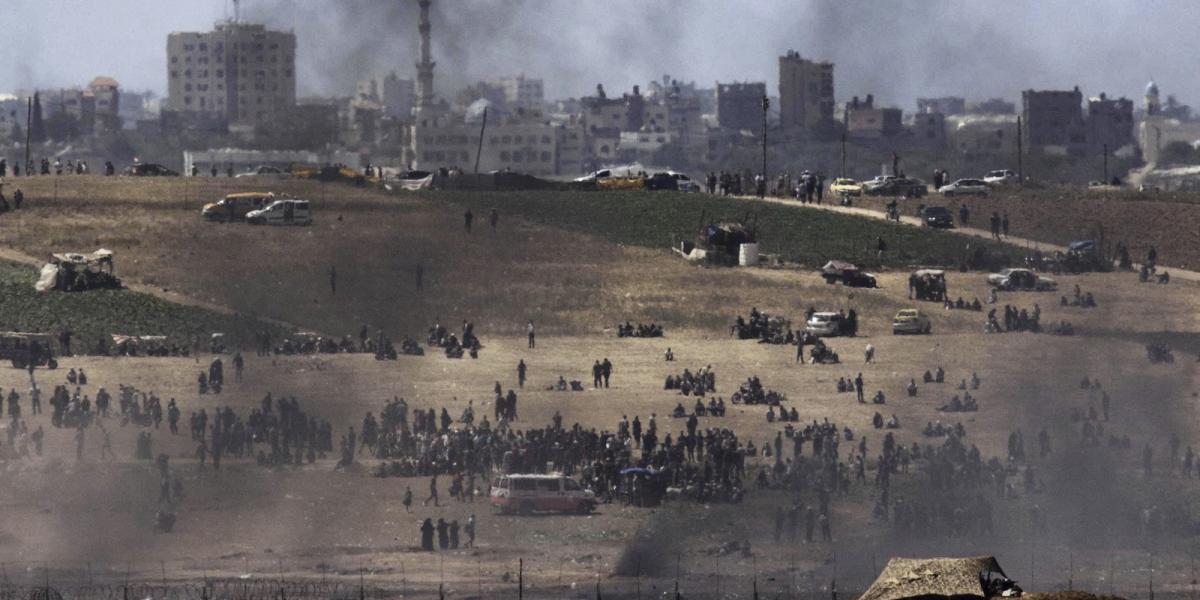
[983,170,1017,185]
[490,474,596,515]
[938,179,989,196]
[246,199,312,226]
[235,165,291,178]
[573,169,613,183]
[986,268,1056,291]
[892,309,932,335]
[666,171,697,192]
[805,311,846,337]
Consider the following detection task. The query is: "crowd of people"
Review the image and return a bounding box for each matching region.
[663,366,716,396]
[617,322,664,338]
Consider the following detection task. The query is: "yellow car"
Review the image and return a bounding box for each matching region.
[830,178,863,196]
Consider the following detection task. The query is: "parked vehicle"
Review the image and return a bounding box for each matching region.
[830,178,864,196]
[123,163,179,177]
[0,332,58,369]
[938,179,989,196]
[866,177,927,197]
[805,311,846,337]
[919,205,954,228]
[820,260,877,288]
[664,171,698,192]
[645,172,679,191]
[490,474,596,515]
[983,170,1018,185]
[246,199,312,226]
[201,192,275,221]
[892,309,932,335]
[235,165,291,178]
[987,268,1057,291]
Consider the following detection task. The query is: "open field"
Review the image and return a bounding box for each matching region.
[846,186,1200,271]
[0,177,1199,598]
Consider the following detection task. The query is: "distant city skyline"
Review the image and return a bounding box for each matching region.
[4,0,1197,111]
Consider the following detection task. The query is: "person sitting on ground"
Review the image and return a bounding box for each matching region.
[766,406,776,423]
[957,379,967,390]
[886,414,901,429]
[906,379,918,397]
[935,367,945,383]
[694,398,706,416]
[836,377,848,393]
[673,402,687,418]
[971,298,982,311]
[556,376,568,391]
[789,407,799,421]
[987,288,998,304]
[1159,271,1170,284]
[872,390,886,404]
[971,372,981,389]
[873,412,884,429]
[922,370,933,383]
[665,347,674,361]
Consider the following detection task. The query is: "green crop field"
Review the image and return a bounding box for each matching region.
[0,259,291,353]
[431,190,1026,270]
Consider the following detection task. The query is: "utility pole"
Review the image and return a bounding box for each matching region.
[1016,115,1023,185]
[473,106,488,174]
[24,97,32,173]
[840,128,847,179]
[761,95,769,198]
[1103,143,1109,183]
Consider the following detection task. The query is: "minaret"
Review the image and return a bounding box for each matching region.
[414,0,436,116]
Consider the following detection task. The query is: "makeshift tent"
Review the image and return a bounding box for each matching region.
[858,556,1007,600]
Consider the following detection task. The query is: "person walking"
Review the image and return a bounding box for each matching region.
[526,321,536,349]
[517,359,527,388]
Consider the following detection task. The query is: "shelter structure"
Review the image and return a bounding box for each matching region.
[858,556,1012,600]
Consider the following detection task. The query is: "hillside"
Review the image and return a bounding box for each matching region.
[0,259,291,353]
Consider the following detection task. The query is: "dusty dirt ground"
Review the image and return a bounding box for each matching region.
[0,179,1198,598]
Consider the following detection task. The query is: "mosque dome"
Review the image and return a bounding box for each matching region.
[1146,81,1159,96]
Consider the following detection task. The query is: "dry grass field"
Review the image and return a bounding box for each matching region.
[0,176,1197,598]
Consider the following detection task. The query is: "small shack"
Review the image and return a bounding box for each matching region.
[859,556,1017,600]
[36,249,121,292]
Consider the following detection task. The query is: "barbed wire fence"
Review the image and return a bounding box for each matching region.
[1,550,1198,600]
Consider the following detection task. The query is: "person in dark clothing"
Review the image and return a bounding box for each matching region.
[12,189,22,210]
[420,518,435,551]
[601,358,613,388]
[855,373,865,403]
[329,266,337,296]
[436,518,450,549]
[449,520,460,549]
[517,360,527,388]
[592,361,603,388]
[489,209,499,231]
[464,209,474,233]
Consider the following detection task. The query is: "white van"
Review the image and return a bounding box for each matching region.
[805,311,846,337]
[246,199,312,226]
[490,474,596,515]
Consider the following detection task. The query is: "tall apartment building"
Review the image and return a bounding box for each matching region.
[716,82,765,131]
[166,21,296,129]
[1086,93,1134,151]
[1021,88,1085,152]
[778,50,834,132]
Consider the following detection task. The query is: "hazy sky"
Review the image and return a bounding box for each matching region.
[3,0,1195,110]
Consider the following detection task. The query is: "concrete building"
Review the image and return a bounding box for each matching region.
[357,73,414,120]
[947,114,1018,155]
[970,98,1016,115]
[1086,93,1134,152]
[916,97,965,116]
[89,76,120,133]
[1022,87,1085,153]
[842,95,902,139]
[166,21,297,129]
[498,75,544,112]
[908,111,947,147]
[716,82,765,131]
[778,50,834,132]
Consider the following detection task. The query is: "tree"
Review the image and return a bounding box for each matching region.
[30,93,46,143]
